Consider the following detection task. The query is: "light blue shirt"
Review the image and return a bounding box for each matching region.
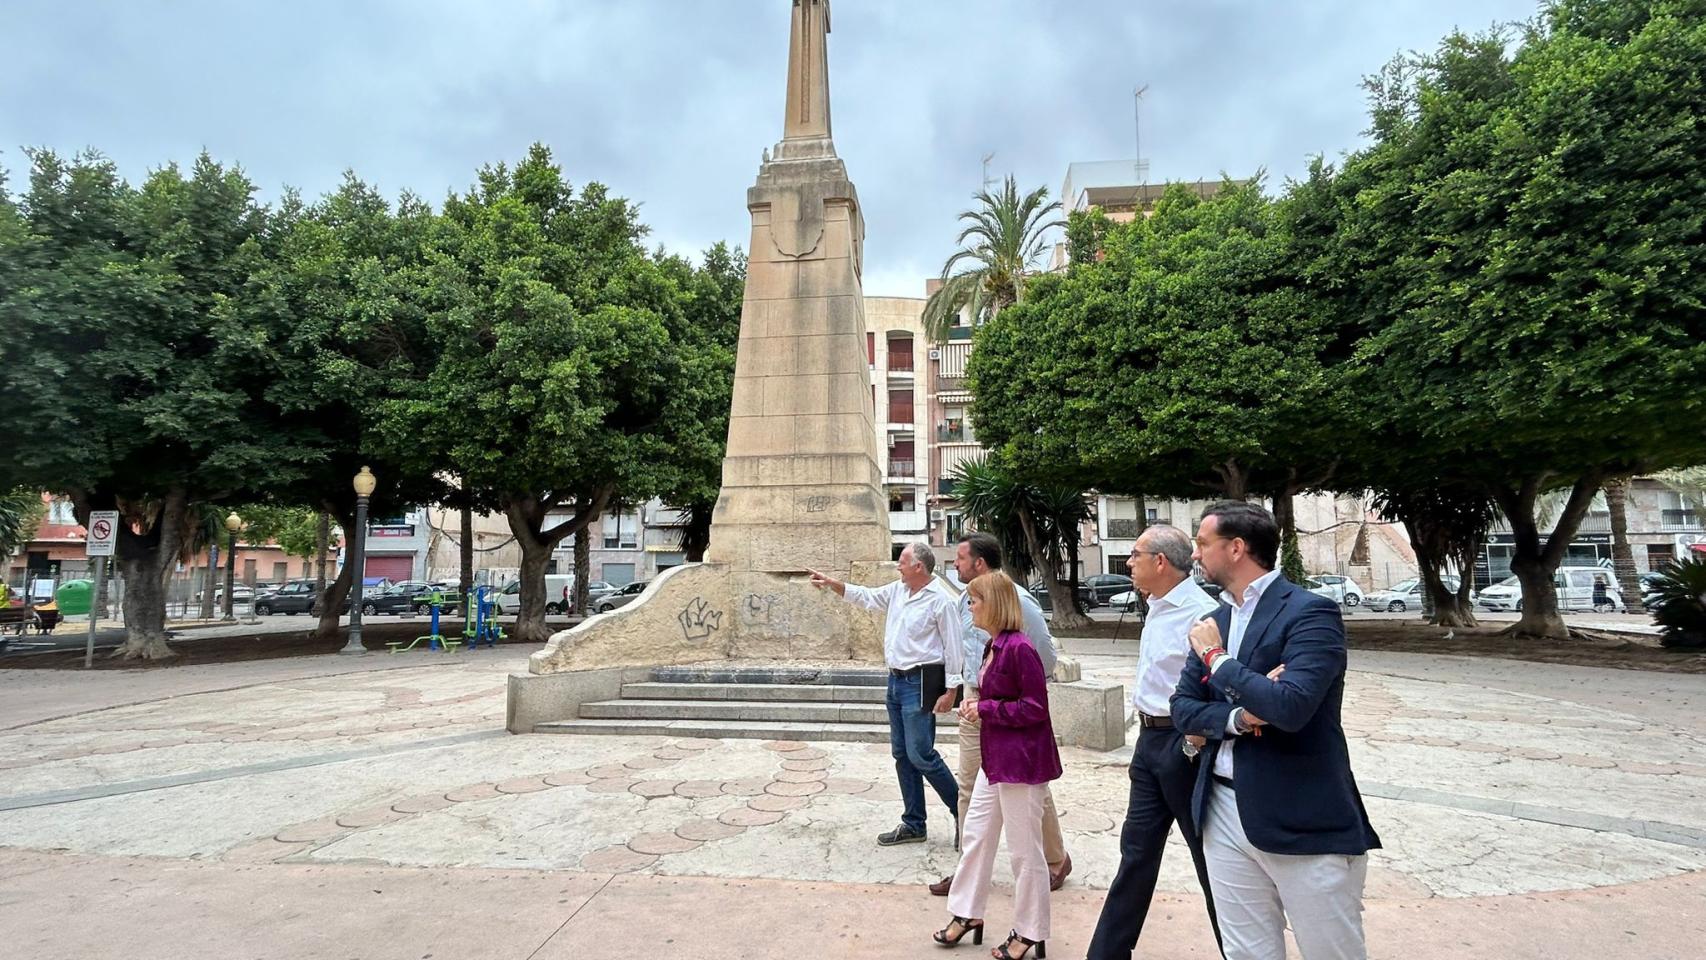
[953,582,1056,690]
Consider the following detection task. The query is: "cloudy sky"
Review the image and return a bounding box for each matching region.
[3,0,1539,297]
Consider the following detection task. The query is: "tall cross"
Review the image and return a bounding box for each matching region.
[783,0,832,140]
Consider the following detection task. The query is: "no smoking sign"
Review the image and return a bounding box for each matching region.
[86,510,119,557]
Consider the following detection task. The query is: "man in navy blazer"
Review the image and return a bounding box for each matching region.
[1171,501,1379,960]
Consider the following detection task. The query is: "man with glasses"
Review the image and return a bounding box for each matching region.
[1087,524,1222,960]
[1172,501,1380,960]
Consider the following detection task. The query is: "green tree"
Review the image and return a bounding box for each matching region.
[379,145,717,642]
[0,489,44,562]
[1337,3,1706,638]
[0,150,331,658]
[969,179,1352,511]
[921,175,1065,342]
[950,457,1094,630]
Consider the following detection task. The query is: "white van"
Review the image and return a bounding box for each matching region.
[1479,566,1624,613]
[493,575,574,616]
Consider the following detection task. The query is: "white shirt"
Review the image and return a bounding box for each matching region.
[1213,568,1283,781]
[843,577,965,682]
[1134,576,1218,717]
[956,583,1056,690]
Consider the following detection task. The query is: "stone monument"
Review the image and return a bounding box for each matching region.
[706,0,893,573]
[513,0,894,684]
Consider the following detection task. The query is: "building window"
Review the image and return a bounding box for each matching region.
[889,438,915,478]
[47,498,76,524]
[889,488,917,513]
[888,387,913,424]
[1146,507,1159,521]
[945,513,965,543]
[886,335,914,373]
[603,562,636,586]
[603,512,640,549]
[867,332,875,366]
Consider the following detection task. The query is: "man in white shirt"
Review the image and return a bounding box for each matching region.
[927,532,1073,896]
[1172,502,1379,960]
[810,542,964,846]
[1087,524,1223,960]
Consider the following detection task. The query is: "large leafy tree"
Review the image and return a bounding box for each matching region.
[0,151,329,658]
[1336,2,1706,638]
[921,175,1065,342]
[970,179,1353,514]
[378,145,715,642]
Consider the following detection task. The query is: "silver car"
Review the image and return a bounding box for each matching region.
[593,580,651,613]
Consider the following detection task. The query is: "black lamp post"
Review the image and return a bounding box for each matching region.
[340,466,376,655]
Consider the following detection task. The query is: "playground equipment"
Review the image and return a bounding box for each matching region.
[463,585,504,650]
[386,588,462,653]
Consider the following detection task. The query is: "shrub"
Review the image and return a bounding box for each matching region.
[1648,557,1706,650]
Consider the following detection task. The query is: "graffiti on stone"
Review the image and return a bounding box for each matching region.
[804,495,831,514]
[678,598,724,642]
[743,593,778,625]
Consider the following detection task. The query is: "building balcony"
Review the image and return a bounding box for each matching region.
[886,354,915,374]
[887,459,915,478]
[1106,518,1143,539]
[938,478,958,496]
[1662,510,1703,532]
[937,425,975,443]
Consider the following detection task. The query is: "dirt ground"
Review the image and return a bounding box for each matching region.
[8,615,1704,674]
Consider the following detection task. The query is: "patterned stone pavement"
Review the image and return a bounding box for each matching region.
[1,648,1704,957]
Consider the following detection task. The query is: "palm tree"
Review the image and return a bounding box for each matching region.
[922,175,1066,342]
[950,457,1092,630]
[0,488,44,561]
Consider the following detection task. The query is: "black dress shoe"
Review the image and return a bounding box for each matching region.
[877,824,927,846]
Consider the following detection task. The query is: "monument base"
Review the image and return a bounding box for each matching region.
[526,561,897,675]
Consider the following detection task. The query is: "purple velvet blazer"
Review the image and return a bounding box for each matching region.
[974,629,1063,785]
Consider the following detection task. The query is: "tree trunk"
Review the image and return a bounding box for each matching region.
[1217,461,1249,501]
[199,543,217,620]
[1604,477,1642,605]
[314,503,356,640]
[1272,492,1307,583]
[314,511,329,597]
[506,490,612,642]
[459,503,474,598]
[1018,502,1089,631]
[112,490,188,660]
[1498,474,1603,640]
[573,526,592,616]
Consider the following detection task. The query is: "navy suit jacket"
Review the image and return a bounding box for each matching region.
[1169,574,1380,857]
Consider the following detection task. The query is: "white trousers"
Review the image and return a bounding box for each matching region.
[1204,784,1368,960]
[946,770,1051,942]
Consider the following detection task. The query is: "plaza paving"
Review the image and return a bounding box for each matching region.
[1,645,1703,958]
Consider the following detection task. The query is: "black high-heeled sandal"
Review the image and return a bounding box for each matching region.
[932,916,984,947]
[993,929,1045,959]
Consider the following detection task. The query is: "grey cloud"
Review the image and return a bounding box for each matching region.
[2,0,1538,296]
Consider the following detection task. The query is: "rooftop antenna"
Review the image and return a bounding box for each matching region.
[1133,84,1150,186]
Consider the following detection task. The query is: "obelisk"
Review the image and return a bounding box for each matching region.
[706,0,892,574]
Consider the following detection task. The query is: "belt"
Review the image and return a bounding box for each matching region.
[1213,774,1235,790]
[1138,712,1173,729]
[888,665,932,677]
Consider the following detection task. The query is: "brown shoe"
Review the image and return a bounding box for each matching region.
[1049,852,1073,891]
[929,874,953,896]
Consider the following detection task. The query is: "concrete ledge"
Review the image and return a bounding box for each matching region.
[506,667,649,734]
[1050,679,1126,751]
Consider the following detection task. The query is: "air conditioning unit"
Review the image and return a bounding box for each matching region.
[930,509,945,522]
[928,348,941,360]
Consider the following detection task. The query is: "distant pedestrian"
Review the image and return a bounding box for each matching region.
[1592,576,1613,613]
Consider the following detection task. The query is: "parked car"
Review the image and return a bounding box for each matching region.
[1306,573,1363,606]
[593,579,651,613]
[1364,576,1464,613]
[1108,589,1141,614]
[1640,572,1665,610]
[358,585,423,617]
[253,580,347,616]
[493,575,575,616]
[1078,574,1134,609]
[1478,567,1623,613]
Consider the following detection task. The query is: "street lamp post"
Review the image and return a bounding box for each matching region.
[341,466,376,655]
[223,512,241,622]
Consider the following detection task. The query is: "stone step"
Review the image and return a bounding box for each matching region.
[584,697,888,725]
[620,681,886,703]
[648,664,888,687]
[536,716,957,744]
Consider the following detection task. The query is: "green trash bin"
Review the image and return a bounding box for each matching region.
[56,579,94,617]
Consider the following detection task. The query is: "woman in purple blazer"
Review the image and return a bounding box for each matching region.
[933,570,1062,960]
